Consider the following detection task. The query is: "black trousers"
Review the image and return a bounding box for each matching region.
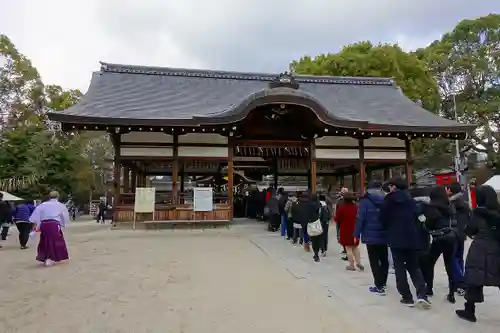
[417,252,429,286]
[97,211,106,223]
[292,227,302,243]
[1,225,9,240]
[425,237,457,294]
[366,244,389,289]
[310,235,322,257]
[320,223,329,252]
[391,248,427,300]
[16,222,32,247]
[268,214,280,231]
[286,217,294,239]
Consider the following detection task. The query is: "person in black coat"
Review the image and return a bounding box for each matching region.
[409,187,431,289]
[277,188,289,238]
[0,193,13,247]
[456,185,500,323]
[422,185,458,303]
[446,182,471,295]
[292,192,320,259]
[266,188,280,232]
[379,177,430,308]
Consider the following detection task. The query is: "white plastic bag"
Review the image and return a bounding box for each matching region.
[307,219,323,236]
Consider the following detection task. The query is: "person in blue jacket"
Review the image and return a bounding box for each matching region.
[354,180,387,295]
[12,200,36,249]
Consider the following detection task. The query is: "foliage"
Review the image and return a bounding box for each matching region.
[0,34,110,203]
[290,42,449,169]
[415,14,500,166]
[291,41,441,110]
[0,35,44,129]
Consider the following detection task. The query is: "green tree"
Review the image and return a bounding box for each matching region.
[0,35,44,129]
[0,34,106,202]
[290,42,451,169]
[416,14,500,166]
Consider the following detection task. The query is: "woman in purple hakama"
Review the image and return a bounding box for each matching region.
[29,191,70,266]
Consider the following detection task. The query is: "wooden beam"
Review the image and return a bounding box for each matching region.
[172,131,179,204]
[110,132,121,218]
[358,138,366,194]
[383,168,390,181]
[131,168,137,191]
[235,139,309,147]
[405,139,413,186]
[310,139,317,193]
[123,166,130,193]
[228,137,234,218]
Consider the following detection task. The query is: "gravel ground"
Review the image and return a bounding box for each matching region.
[0,221,360,333]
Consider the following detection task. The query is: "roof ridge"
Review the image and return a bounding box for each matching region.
[100,62,395,86]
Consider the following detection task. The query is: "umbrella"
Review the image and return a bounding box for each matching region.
[0,191,24,201]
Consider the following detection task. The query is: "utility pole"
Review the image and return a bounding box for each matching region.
[452,94,462,183]
[452,93,473,207]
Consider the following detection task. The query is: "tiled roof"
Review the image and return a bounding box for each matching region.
[48,62,473,133]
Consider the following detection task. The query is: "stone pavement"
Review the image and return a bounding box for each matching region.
[246,221,500,333]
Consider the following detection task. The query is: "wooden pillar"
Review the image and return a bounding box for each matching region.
[131,168,137,191]
[358,138,366,194]
[111,133,121,217]
[310,140,317,193]
[172,131,179,204]
[228,138,234,217]
[405,139,413,186]
[123,166,130,193]
[180,169,185,193]
[273,157,279,189]
[366,165,372,181]
[383,168,390,181]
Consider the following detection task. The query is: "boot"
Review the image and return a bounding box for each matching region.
[455,302,477,323]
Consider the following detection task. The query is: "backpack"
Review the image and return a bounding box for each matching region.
[319,204,332,224]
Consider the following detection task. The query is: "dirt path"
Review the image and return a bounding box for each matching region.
[0,222,359,333]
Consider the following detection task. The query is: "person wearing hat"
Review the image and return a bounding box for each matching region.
[379,177,430,308]
[29,191,70,266]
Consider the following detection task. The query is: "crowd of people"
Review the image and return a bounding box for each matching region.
[0,191,70,267]
[264,178,500,323]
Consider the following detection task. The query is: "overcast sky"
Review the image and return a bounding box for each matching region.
[1,0,498,92]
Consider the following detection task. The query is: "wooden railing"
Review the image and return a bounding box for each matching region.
[114,202,232,222]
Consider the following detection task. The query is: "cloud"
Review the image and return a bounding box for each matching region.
[1,0,497,91]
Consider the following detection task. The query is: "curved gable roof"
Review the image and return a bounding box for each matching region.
[48,62,474,134]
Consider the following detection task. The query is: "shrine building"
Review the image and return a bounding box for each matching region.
[48,63,474,224]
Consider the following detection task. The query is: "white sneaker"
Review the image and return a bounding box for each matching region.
[44,259,54,267]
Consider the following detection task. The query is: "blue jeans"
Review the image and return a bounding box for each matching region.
[302,227,310,243]
[452,240,465,288]
[280,214,287,236]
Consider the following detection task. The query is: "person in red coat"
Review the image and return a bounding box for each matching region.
[334,192,364,271]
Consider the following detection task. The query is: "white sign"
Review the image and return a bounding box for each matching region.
[194,187,213,212]
[134,187,156,213]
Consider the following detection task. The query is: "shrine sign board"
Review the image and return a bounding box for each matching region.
[194,187,213,211]
[134,187,156,213]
